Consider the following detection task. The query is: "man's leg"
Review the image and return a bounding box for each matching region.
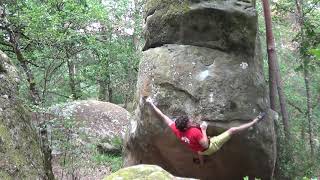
[199,112,266,156]
[227,112,266,135]
[200,131,232,156]
[198,154,204,166]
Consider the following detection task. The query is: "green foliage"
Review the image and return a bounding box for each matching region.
[92,152,123,172]
[309,48,320,60]
[110,136,123,149]
[275,124,320,179]
[258,0,320,178]
[0,0,142,106]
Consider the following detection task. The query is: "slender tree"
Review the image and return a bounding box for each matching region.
[261,0,290,138]
[295,0,315,157]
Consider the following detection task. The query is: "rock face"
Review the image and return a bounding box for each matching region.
[104,164,198,180]
[143,0,257,56]
[124,0,276,179]
[0,51,52,179]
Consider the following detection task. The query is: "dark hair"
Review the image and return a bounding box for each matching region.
[175,115,189,132]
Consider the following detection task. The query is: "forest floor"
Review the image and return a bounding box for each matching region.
[51,154,111,180]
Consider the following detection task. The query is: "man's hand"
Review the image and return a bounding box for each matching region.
[146,97,153,104]
[200,121,208,131]
[144,96,174,126]
[257,112,266,121]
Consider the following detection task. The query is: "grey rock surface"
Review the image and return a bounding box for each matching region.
[0,51,52,179]
[143,0,257,55]
[49,100,131,140]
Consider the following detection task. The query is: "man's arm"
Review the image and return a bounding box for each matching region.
[198,121,209,166]
[198,121,209,149]
[145,97,174,126]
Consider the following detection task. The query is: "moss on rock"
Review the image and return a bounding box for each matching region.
[104,164,175,180]
[0,51,51,179]
[144,0,190,19]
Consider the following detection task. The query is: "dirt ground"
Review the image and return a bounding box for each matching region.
[51,154,111,180]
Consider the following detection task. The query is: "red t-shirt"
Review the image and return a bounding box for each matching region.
[170,123,205,152]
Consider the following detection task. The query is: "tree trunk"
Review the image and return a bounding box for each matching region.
[98,78,112,102]
[261,0,277,110]
[97,55,112,102]
[295,0,314,158]
[304,68,314,156]
[67,57,78,100]
[19,58,41,105]
[98,80,107,101]
[42,69,50,105]
[261,0,290,139]
[108,84,113,103]
[9,32,40,105]
[275,64,290,138]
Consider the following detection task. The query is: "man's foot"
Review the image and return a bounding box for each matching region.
[193,157,208,165]
[257,112,266,121]
[193,157,200,164]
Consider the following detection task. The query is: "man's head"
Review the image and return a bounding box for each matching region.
[175,115,190,132]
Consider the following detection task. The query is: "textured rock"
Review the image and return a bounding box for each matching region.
[124,44,276,179]
[124,0,276,179]
[139,44,268,120]
[49,100,131,140]
[104,164,198,180]
[143,0,257,55]
[0,51,52,179]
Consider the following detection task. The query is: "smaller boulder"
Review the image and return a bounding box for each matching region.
[49,100,131,141]
[104,164,198,180]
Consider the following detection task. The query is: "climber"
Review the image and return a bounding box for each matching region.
[144,97,266,165]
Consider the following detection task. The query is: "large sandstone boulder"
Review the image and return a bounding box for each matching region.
[124,0,276,179]
[0,51,52,179]
[104,164,198,180]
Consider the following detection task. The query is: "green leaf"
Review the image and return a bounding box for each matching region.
[309,49,320,60]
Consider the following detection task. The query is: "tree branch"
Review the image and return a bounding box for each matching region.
[21,42,32,51]
[69,47,87,57]
[287,99,305,114]
[24,59,45,69]
[48,61,65,77]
